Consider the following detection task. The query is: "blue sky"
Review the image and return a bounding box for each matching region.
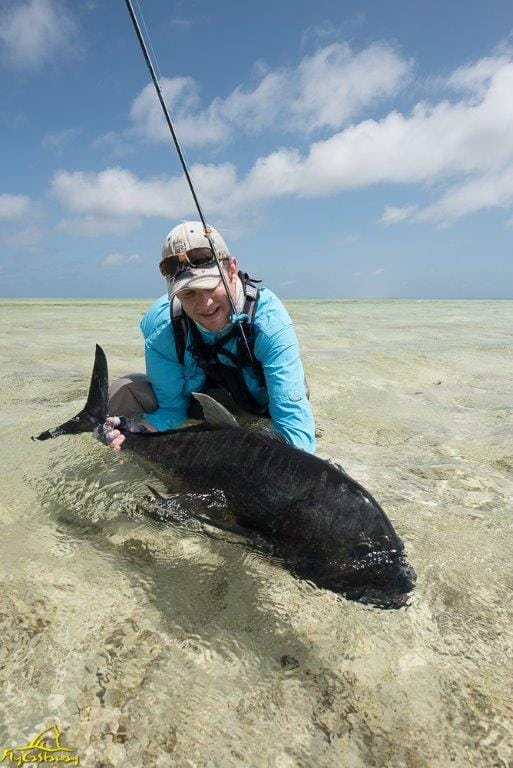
[1,0,513,299]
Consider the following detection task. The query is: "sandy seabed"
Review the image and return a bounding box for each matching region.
[0,298,512,768]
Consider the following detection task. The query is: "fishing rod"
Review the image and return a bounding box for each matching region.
[123,0,254,363]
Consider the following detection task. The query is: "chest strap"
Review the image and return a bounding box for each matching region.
[170,271,260,367]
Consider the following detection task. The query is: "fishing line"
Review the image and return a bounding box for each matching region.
[133,0,162,81]
[123,0,255,363]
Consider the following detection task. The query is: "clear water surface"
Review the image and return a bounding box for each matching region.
[0,299,511,767]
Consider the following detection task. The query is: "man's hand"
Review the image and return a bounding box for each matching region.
[102,416,156,451]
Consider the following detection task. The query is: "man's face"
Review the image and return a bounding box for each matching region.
[177,259,238,332]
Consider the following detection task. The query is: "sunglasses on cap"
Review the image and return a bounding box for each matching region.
[160,247,227,278]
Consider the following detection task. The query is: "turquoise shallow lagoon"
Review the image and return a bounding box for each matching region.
[0,299,512,767]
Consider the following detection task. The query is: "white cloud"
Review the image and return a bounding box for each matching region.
[52,164,241,228]
[56,216,141,237]
[219,70,289,134]
[380,205,418,225]
[42,128,79,152]
[377,54,513,224]
[241,77,513,199]
[130,77,229,147]
[290,43,411,132]
[301,16,366,49]
[416,164,513,223]
[301,21,342,48]
[447,50,512,98]
[101,252,141,268]
[0,0,77,69]
[53,167,188,218]
[53,46,513,230]
[128,42,410,146]
[92,131,135,157]
[0,194,30,219]
[237,51,513,223]
[0,227,44,247]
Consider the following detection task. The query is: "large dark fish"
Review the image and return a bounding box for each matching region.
[35,345,416,607]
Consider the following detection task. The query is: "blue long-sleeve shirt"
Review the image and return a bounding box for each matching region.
[139,287,316,453]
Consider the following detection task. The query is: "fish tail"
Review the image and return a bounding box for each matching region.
[33,344,109,441]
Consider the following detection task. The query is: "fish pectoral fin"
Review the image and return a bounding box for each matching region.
[146,485,179,502]
[191,513,255,538]
[146,483,268,546]
[193,513,272,550]
[144,485,186,524]
[191,392,240,429]
[148,485,253,537]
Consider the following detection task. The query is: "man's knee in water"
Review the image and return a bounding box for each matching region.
[108,373,158,417]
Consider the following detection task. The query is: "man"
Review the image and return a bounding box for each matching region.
[106,221,315,453]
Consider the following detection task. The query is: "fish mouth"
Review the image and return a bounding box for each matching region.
[344,584,413,609]
[337,547,417,609]
[292,546,416,608]
[355,559,416,608]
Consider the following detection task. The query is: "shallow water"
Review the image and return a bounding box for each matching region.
[0,299,512,768]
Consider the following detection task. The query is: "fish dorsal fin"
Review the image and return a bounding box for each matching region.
[191,392,240,429]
